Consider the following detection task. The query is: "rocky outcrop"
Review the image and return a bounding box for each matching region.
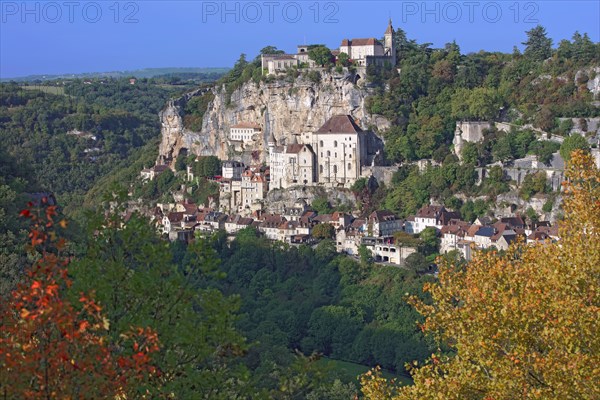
[157,71,389,166]
[452,121,491,159]
[264,186,357,214]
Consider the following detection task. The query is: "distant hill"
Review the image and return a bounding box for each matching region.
[1,67,230,82]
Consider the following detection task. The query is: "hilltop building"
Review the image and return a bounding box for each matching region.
[261,20,396,75]
[338,19,396,67]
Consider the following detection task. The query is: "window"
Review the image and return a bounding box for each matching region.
[327,151,330,157]
[320,165,323,173]
[333,165,338,174]
[319,140,323,147]
[348,163,352,170]
[334,141,338,147]
[334,153,337,158]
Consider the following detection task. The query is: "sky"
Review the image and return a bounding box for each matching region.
[1,1,599,78]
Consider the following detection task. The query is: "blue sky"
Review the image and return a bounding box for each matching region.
[1,1,599,78]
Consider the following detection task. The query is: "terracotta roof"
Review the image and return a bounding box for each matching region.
[500,216,525,229]
[285,144,306,154]
[182,203,198,215]
[316,115,363,134]
[368,210,398,222]
[252,174,267,183]
[232,122,261,129]
[416,205,445,219]
[261,214,287,228]
[313,214,332,223]
[340,38,380,47]
[263,54,297,60]
[279,221,298,230]
[467,224,482,237]
[167,212,184,223]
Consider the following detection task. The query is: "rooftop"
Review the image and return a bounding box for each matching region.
[316,115,363,134]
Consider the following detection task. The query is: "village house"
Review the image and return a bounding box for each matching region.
[268,133,317,189]
[140,164,170,181]
[364,210,403,237]
[283,199,311,221]
[440,219,472,255]
[196,211,227,233]
[336,218,365,255]
[410,205,460,234]
[259,214,287,241]
[225,214,254,234]
[222,161,245,180]
[162,212,184,235]
[229,122,261,143]
[241,169,268,208]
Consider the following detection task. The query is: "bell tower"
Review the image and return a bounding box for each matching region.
[384,18,396,66]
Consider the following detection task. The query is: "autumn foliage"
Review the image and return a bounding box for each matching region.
[0,201,160,399]
[361,151,600,399]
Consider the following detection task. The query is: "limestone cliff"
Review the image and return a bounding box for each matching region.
[157,71,389,166]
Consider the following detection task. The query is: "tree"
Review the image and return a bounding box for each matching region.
[311,197,332,214]
[312,223,335,239]
[336,52,350,68]
[560,134,589,161]
[404,253,429,273]
[308,46,333,67]
[519,172,547,200]
[260,46,285,55]
[0,204,159,398]
[361,151,600,399]
[418,227,440,256]
[460,142,479,165]
[68,195,247,397]
[523,25,553,61]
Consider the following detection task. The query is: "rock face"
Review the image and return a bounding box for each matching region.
[157,71,388,166]
[452,121,491,159]
[264,186,357,214]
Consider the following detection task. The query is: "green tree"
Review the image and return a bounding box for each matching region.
[68,199,248,397]
[460,142,479,165]
[313,223,335,239]
[519,172,548,200]
[312,197,332,214]
[419,227,440,256]
[405,252,429,273]
[260,46,285,55]
[523,25,553,61]
[560,134,590,161]
[337,52,350,67]
[308,46,333,67]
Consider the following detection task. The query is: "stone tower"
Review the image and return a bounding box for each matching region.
[384,19,396,66]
